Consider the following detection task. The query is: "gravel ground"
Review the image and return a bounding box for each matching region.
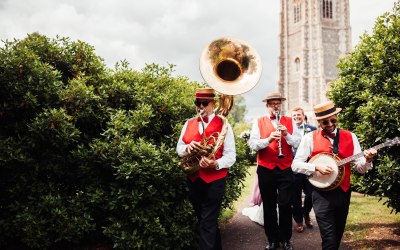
[221,195,353,250]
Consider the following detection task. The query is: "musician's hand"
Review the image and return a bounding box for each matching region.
[200,156,217,169]
[186,141,201,154]
[364,148,377,163]
[278,124,288,136]
[315,165,333,175]
[268,131,281,143]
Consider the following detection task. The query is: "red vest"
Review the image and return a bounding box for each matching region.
[257,116,294,170]
[310,130,354,192]
[182,116,227,183]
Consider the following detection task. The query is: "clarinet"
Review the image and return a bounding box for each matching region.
[274,111,285,158]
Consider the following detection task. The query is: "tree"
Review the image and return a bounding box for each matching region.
[228,95,255,164]
[0,33,250,248]
[328,1,400,213]
[230,95,247,124]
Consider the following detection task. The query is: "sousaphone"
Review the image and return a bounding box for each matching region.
[199,37,262,96]
[179,37,262,175]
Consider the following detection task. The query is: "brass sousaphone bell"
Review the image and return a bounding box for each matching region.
[199,37,262,96]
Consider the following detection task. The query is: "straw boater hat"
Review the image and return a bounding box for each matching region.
[313,101,342,120]
[194,87,216,100]
[262,91,286,102]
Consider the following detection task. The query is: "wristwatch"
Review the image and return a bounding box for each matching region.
[215,162,220,170]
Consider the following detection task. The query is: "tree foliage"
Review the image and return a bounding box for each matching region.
[230,96,247,124]
[0,33,250,248]
[229,95,255,164]
[329,1,400,213]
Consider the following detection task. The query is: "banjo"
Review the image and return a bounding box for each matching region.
[308,137,399,191]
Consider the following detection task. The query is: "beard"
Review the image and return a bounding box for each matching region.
[322,125,336,133]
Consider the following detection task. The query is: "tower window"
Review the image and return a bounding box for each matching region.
[295,58,300,72]
[322,0,333,19]
[294,4,301,23]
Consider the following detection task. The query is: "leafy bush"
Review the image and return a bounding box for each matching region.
[0,33,250,248]
[329,1,400,213]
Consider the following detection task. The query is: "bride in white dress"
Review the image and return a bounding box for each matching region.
[242,202,264,226]
[242,173,264,226]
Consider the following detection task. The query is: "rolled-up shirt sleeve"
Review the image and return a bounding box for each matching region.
[284,119,301,148]
[351,133,373,173]
[248,118,270,151]
[285,133,301,148]
[216,123,236,169]
[176,121,189,157]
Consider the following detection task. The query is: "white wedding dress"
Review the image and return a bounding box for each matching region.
[242,202,264,226]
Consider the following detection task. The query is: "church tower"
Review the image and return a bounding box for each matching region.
[277,0,352,118]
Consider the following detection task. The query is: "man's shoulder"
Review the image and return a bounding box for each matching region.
[184,117,197,124]
[282,116,292,121]
[253,115,268,122]
[306,124,317,131]
[338,128,352,135]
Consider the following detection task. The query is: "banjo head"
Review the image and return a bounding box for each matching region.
[308,153,340,190]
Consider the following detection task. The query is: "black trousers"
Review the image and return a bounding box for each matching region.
[257,166,295,244]
[292,173,314,224]
[187,177,226,250]
[312,188,351,250]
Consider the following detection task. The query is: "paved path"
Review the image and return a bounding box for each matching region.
[221,195,353,250]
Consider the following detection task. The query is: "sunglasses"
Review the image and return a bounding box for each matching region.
[321,118,337,125]
[267,102,281,107]
[194,100,211,107]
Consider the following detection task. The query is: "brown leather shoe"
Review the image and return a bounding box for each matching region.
[295,223,304,233]
[304,214,313,228]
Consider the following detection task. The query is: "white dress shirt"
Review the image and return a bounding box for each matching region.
[176,113,236,169]
[248,115,301,151]
[292,128,373,176]
[292,122,315,152]
[293,123,308,137]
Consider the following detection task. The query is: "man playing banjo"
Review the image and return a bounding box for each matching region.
[292,101,377,250]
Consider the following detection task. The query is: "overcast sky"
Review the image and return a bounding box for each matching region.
[0,0,397,121]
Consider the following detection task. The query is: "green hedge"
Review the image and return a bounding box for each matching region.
[0,33,250,249]
[329,2,400,213]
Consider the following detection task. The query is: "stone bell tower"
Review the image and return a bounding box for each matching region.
[277,0,352,118]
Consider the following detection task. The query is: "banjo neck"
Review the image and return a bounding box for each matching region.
[337,138,398,166]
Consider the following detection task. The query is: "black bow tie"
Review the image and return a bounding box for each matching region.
[298,125,304,129]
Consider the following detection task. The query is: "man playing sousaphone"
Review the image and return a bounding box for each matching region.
[292,101,377,250]
[176,87,236,250]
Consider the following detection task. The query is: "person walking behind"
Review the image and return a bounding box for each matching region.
[292,101,377,250]
[249,92,300,250]
[291,107,317,233]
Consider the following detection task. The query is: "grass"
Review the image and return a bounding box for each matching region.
[220,164,400,248]
[344,193,400,241]
[219,165,256,225]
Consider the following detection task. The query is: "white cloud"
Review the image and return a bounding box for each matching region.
[0,0,397,120]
